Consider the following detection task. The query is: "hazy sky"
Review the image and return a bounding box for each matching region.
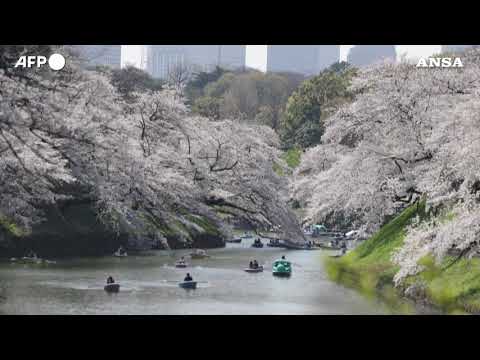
[122,45,443,70]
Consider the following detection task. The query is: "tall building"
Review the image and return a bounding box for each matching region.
[266,45,340,75]
[442,45,476,53]
[147,45,246,79]
[71,45,122,68]
[182,45,217,73]
[216,45,246,70]
[266,45,318,75]
[347,45,397,67]
[147,45,187,79]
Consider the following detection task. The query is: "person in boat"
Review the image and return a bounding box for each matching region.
[184,273,193,282]
[107,276,115,284]
[249,261,254,269]
[341,241,347,254]
[281,255,286,260]
[253,260,259,269]
[118,246,126,255]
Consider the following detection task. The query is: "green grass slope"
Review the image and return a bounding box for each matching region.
[325,201,423,312]
[326,200,480,314]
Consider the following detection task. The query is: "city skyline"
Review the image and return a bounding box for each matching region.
[123,45,443,71]
[146,45,246,79]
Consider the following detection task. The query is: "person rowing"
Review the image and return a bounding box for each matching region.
[341,241,347,254]
[179,273,197,289]
[26,250,37,259]
[104,276,120,293]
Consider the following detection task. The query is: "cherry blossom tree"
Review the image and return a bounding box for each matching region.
[292,47,480,257]
[0,45,305,248]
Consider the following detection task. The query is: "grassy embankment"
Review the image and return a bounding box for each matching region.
[325,200,480,314]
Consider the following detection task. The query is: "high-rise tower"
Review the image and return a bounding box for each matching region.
[266,45,340,75]
[71,45,122,68]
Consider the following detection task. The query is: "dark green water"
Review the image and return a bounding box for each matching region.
[0,240,405,314]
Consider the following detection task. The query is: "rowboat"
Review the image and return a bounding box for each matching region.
[251,239,264,248]
[113,250,128,257]
[12,257,56,265]
[104,283,120,293]
[178,281,197,289]
[240,233,255,240]
[266,239,284,248]
[282,242,311,250]
[315,243,343,250]
[190,250,210,259]
[244,266,264,273]
[22,256,41,262]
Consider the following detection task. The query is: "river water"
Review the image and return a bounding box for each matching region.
[0,239,411,315]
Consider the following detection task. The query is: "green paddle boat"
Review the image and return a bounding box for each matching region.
[272,258,292,277]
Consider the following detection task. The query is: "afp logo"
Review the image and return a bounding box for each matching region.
[14,53,66,71]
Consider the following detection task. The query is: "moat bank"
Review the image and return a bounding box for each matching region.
[325,202,480,315]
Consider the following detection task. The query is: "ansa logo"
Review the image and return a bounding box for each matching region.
[416,57,464,68]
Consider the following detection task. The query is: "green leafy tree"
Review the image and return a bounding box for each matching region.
[185,66,225,105]
[192,96,222,120]
[280,62,356,149]
[255,105,276,127]
[328,61,352,74]
[204,72,236,98]
[186,67,305,129]
[111,66,164,99]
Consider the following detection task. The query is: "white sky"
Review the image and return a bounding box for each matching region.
[246,45,268,71]
[122,45,443,70]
